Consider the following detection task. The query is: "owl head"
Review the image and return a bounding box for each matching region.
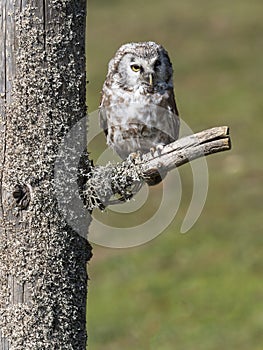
[106,41,174,90]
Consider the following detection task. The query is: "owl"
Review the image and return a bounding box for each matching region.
[99,41,180,185]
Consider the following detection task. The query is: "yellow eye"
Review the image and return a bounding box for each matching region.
[131,64,141,72]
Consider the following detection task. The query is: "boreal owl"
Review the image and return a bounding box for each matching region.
[99,41,180,185]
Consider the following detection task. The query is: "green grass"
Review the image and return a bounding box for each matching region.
[86,0,263,348]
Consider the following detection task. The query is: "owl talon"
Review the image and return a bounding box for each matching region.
[127,152,137,163]
[156,144,164,155]
[127,151,142,164]
[150,144,164,157]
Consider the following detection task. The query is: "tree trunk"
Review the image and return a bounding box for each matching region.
[0,0,92,349]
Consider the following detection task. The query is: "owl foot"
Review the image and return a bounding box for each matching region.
[156,144,164,155]
[150,144,164,157]
[150,147,155,157]
[127,151,142,164]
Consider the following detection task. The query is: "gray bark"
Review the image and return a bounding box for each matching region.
[0,0,92,349]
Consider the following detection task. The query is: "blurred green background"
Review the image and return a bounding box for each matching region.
[86,0,263,349]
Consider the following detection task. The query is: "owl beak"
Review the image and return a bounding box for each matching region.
[148,73,153,86]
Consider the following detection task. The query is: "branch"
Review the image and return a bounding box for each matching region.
[141,125,230,173]
[83,126,231,211]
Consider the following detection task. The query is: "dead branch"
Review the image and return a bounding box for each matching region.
[141,125,230,174]
[84,126,231,211]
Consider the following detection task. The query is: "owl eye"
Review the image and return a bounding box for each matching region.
[131,64,141,72]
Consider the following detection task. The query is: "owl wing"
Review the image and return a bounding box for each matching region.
[99,108,108,137]
[99,89,109,137]
[165,87,180,141]
[99,58,116,137]
[169,89,179,117]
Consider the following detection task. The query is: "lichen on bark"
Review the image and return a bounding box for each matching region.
[0,1,91,348]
